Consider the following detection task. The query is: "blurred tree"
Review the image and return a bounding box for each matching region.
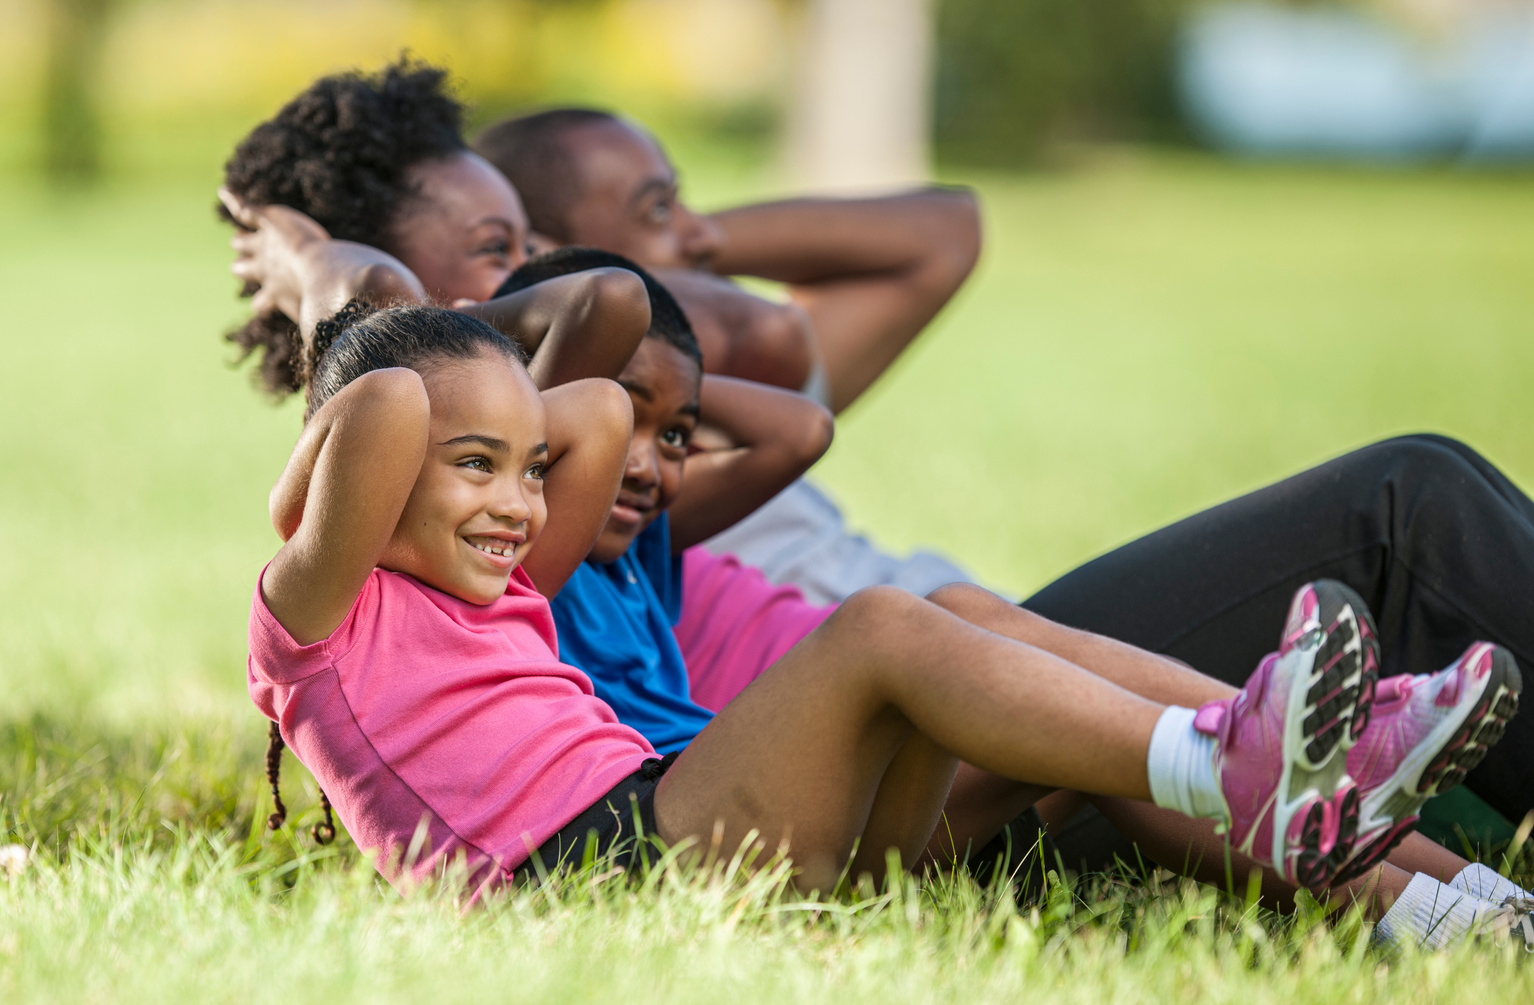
[785,0,932,190]
[934,0,1191,167]
[41,0,115,183]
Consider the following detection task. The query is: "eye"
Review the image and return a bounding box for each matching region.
[460,456,492,473]
[645,200,673,225]
[660,427,690,451]
[478,239,511,258]
[525,462,546,480]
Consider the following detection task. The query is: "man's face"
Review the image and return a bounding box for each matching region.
[557,120,725,270]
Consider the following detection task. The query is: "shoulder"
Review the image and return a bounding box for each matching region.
[250,566,387,683]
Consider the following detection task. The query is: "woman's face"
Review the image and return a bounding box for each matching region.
[389,152,532,305]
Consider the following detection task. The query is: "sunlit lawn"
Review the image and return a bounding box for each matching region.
[1,149,1532,1002]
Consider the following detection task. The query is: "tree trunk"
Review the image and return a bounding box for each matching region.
[784,0,933,192]
[42,0,113,183]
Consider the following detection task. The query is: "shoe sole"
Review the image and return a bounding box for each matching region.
[1330,644,1522,887]
[1270,580,1379,888]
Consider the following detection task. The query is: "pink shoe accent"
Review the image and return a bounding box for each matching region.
[1193,702,1227,736]
[1204,580,1377,889]
[1331,642,1522,886]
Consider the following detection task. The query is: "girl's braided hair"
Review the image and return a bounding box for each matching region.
[220,57,469,397]
[263,299,528,844]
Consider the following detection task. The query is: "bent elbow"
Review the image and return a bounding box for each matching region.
[583,267,651,334]
[800,400,835,465]
[727,301,815,390]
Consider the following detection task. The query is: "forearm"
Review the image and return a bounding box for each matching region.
[520,380,634,596]
[708,188,980,284]
[290,248,425,338]
[268,367,428,541]
[460,268,650,389]
[667,378,834,550]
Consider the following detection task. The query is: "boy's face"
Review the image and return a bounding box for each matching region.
[558,120,725,270]
[390,152,532,304]
[588,338,702,564]
[380,351,549,604]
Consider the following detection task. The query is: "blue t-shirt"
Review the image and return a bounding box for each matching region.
[550,514,714,755]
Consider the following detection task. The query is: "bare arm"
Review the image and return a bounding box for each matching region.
[224,189,649,389]
[456,268,651,388]
[652,268,815,391]
[520,379,635,598]
[667,377,834,553]
[706,188,981,413]
[223,189,426,341]
[262,368,431,646]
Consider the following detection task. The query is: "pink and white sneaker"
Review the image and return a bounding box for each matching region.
[1194,580,1380,889]
[1329,642,1522,886]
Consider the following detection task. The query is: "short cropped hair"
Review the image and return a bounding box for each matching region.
[495,247,702,369]
[472,109,618,242]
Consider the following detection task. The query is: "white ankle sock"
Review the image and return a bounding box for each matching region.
[1450,862,1532,904]
[1146,706,1226,824]
[1375,872,1498,950]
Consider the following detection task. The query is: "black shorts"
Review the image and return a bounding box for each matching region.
[513,751,678,884]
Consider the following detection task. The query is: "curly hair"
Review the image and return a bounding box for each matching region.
[221,57,469,396]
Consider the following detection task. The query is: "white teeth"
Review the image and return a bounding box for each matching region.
[469,540,514,557]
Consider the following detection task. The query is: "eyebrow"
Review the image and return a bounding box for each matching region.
[627,176,675,209]
[680,402,700,417]
[439,434,510,452]
[618,380,653,402]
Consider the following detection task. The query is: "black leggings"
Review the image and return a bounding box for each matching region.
[1022,435,1534,824]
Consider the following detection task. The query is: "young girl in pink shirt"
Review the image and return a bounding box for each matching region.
[248,296,1501,902]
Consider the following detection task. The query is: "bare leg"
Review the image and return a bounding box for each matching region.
[652,587,1176,891]
[919,584,1473,915]
[916,585,1234,859]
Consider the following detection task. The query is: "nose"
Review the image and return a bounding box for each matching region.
[489,478,533,524]
[624,439,660,488]
[679,207,724,267]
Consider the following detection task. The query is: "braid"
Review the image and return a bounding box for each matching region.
[263,719,338,845]
[301,299,375,386]
[314,792,336,845]
[265,720,288,831]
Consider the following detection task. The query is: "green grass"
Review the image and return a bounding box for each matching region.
[2,152,1534,1001]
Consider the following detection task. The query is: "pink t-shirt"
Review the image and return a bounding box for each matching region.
[247,565,654,889]
[674,547,837,713]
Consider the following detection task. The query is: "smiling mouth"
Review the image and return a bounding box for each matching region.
[465,536,522,558]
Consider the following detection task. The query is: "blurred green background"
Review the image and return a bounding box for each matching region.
[0,0,1530,848]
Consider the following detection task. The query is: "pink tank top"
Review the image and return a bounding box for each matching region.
[247,565,653,890]
[674,547,837,713]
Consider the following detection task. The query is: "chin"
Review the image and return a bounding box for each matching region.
[588,533,637,565]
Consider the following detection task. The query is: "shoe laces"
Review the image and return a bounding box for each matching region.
[1476,896,1534,952]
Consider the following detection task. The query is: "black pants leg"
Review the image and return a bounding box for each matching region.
[1022,434,1534,823]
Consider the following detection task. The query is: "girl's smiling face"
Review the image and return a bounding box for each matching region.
[588,338,702,564]
[379,349,549,603]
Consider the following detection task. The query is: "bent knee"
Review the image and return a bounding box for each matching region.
[1353,434,1486,486]
[925,582,998,616]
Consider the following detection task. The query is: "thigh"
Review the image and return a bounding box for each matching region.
[652,597,934,890]
[1022,435,1534,683]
